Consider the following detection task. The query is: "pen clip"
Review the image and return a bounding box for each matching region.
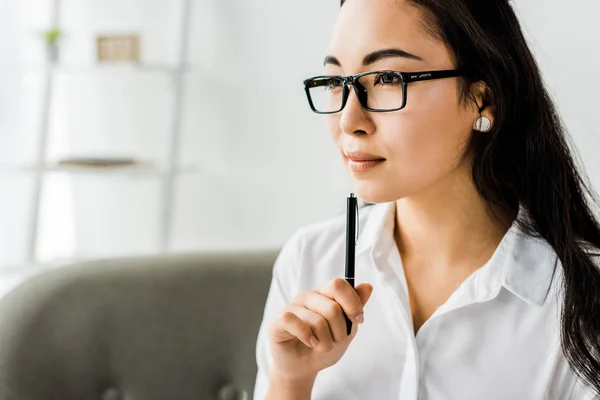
[355,199,360,246]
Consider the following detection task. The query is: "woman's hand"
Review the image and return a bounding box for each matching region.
[267,278,374,383]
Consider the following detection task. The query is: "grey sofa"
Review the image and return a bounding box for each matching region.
[0,251,279,400]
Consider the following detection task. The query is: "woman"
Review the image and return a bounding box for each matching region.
[254,0,600,398]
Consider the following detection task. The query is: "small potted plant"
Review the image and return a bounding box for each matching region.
[42,27,62,63]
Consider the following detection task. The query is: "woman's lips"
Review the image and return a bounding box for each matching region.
[345,151,386,172]
[347,159,386,172]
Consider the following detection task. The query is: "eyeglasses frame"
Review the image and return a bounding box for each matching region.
[303,69,465,114]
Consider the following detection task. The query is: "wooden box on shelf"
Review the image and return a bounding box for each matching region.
[97,34,140,62]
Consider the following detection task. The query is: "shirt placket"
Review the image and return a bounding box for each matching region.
[373,246,421,400]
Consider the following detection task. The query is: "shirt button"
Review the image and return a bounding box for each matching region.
[218,383,248,400]
[101,388,121,400]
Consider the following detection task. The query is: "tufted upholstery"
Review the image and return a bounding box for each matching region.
[0,251,278,400]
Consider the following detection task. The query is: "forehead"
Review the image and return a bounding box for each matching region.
[329,0,453,69]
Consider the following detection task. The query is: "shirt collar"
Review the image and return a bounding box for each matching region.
[355,202,395,259]
[473,208,558,307]
[496,222,558,306]
[355,202,558,307]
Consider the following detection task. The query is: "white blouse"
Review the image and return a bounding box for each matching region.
[253,201,597,400]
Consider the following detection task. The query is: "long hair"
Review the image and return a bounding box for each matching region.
[340,0,600,393]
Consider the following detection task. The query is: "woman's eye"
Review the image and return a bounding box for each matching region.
[375,73,401,86]
[325,80,343,91]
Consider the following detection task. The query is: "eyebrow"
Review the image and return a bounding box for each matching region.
[323,48,424,67]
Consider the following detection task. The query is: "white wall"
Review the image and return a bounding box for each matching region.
[173,0,350,251]
[514,0,600,193]
[0,0,598,267]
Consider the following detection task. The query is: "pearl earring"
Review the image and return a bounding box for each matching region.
[476,116,492,132]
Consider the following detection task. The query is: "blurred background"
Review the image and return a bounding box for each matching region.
[0,0,598,285]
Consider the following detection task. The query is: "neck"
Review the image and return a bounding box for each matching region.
[394,168,512,272]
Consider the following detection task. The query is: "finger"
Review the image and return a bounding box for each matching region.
[288,305,336,352]
[355,283,374,307]
[348,315,360,339]
[297,291,348,342]
[269,308,316,349]
[316,278,365,324]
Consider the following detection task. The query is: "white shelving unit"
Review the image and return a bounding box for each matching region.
[17,0,195,265]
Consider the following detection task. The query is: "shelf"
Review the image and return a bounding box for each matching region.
[0,161,200,176]
[55,63,184,75]
[0,63,197,76]
[5,0,196,267]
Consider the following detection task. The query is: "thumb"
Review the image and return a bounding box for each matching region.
[355,283,374,307]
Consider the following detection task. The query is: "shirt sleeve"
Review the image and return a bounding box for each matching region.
[253,230,304,400]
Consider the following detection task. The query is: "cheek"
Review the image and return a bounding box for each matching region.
[382,83,472,178]
[326,115,341,142]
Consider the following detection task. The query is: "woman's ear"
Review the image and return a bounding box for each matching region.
[470,81,496,132]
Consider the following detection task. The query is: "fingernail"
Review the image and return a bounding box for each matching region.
[309,336,319,348]
[355,313,364,324]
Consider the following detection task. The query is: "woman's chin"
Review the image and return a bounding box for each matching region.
[353,182,403,204]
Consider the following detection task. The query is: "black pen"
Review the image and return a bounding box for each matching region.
[345,193,357,336]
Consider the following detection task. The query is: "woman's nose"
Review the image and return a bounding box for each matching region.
[339,87,376,136]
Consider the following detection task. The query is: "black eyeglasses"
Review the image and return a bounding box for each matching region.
[303,69,464,114]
